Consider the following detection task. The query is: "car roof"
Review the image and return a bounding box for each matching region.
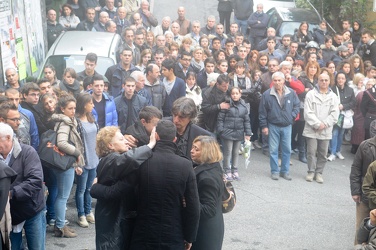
[271,7,321,24]
[48,31,120,57]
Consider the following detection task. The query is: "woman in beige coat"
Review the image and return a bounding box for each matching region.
[51,93,85,238]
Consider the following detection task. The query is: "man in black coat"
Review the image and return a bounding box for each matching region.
[361,29,376,67]
[129,120,200,250]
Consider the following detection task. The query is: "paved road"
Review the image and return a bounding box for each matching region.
[45,143,355,250]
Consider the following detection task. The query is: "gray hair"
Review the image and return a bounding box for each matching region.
[172,97,197,120]
[279,61,292,69]
[130,71,145,81]
[0,123,14,140]
[272,71,285,80]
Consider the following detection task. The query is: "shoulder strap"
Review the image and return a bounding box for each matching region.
[365,90,376,106]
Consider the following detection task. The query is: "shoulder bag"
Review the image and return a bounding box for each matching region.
[38,122,77,171]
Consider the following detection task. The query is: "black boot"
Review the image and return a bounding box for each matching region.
[299,152,307,163]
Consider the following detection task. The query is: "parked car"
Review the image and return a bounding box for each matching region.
[38,31,122,80]
[266,7,322,37]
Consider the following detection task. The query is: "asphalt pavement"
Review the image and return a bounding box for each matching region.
[45,143,356,250]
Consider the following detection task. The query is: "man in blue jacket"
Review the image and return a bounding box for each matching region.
[259,72,300,181]
[90,75,118,128]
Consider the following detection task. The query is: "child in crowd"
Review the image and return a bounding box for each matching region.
[217,87,252,180]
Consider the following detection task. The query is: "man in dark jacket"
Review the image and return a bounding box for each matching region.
[46,9,64,49]
[233,0,253,36]
[201,74,230,133]
[350,120,376,244]
[259,72,300,181]
[172,97,212,160]
[361,29,376,67]
[247,3,269,50]
[0,123,45,249]
[125,106,162,147]
[174,51,194,81]
[115,77,148,134]
[355,209,376,249]
[76,7,96,31]
[105,46,139,97]
[129,120,200,250]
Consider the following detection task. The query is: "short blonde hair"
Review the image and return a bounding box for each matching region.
[96,126,120,158]
[193,136,222,164]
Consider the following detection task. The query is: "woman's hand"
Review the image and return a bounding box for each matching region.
[147,127,157,149]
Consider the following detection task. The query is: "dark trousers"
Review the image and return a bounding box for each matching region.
[219,11,232,34]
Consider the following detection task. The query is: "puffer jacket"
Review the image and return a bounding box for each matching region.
[351,136,376,205]
[91,92,118,127]
[303,87,339,140]
[51,114,85,168]
[144,78,166,111]
[217,99,252,140]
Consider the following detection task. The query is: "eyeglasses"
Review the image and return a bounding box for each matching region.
[6,117,21,122]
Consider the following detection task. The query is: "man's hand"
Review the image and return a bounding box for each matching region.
[262,127,268,136]
[143,10,151,17]
[370,209,376,226]
[352,195,361,203]
[124,134,138,148]
[318,122,326,130]
[184,241,192,250]
[220,102,230,110]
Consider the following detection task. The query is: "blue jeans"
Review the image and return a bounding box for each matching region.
[10,210,46,250]
[330,126,345,154]
[43,166,57,222]
[53,167,75,228]
[268,123,292,174]
[234,16,248,36]
[75,168,96,217]
[222,139,241,173]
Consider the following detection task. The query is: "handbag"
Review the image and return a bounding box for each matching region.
[342,110,354,129]
[222,176,236,213]
[38,123,77,171]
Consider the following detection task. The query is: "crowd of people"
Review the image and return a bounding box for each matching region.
[4,0,376,249]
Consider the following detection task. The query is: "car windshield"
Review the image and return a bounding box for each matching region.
[279,22,318,37]
[43,55,115,80]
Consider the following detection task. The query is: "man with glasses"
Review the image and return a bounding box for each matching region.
[5,88,39,150]
[261,58,280,93]
[303,73,339,183]
[174,51,194,80]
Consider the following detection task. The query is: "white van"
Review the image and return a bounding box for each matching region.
[38,31,122,79]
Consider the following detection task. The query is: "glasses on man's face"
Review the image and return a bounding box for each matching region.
[6,117,21,122]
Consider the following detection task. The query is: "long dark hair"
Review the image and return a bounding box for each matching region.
[75,92,95,123]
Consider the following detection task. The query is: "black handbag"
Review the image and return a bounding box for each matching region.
[38,123,77,171]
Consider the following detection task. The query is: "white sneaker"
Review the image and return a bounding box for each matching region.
[327,154,336,161]
[336,152,345,160]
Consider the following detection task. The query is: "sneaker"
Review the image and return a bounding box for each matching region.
[327,154,336,161]
[86,212,95,224]
[280,173,292,181]
[77,216,89,228]
[232,172,241,181]
[225,173,233,181]
[315,173,324,184]
[271,173,279,180]
[305,172,315,182]
[336,152,345,160]
[48,219,55,226]
[253,141,262,149]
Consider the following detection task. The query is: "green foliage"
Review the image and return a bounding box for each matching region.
[296,0,374,31]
